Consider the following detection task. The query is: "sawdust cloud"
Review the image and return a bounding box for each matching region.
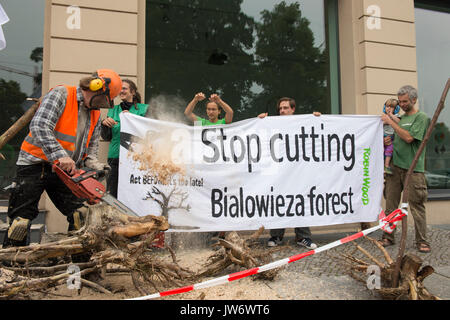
[133,94,215,248]
[127,94,188,184]
[147,94,189,124]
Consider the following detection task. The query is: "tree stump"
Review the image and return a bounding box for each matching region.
[341,236,440,300]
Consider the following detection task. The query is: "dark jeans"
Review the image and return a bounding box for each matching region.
[4,163,84,246]
[270,227,312,241]
[106,158,119,198]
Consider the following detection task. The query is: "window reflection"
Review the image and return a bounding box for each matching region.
[0,0,44,200]
[415,7,450,190]
[145,0,330,122]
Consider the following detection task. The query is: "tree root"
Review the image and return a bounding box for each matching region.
[1,206,288,299]
[341,236,440,300]
[0,203,196,299]
[197,227,287,281]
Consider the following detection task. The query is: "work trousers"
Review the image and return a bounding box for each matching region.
[106,158,119,198]
[383,165,429,246]
[270,227,312,241]
[4,163,84,246]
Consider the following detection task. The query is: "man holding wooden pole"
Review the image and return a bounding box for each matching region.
[2,69,122,248]
[379,85,431,253]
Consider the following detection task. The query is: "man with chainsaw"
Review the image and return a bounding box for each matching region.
[2,69,122,248]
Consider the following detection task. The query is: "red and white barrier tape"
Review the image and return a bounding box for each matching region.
[126,206,407,300]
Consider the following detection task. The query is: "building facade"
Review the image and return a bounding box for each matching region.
[0,0,448,233]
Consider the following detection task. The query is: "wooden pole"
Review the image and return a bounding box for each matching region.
[0,97,41,160]
[392,78,450,287]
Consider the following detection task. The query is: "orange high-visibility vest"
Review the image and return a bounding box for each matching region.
[21,85,100,162]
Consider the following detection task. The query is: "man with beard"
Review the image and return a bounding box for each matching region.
[380,85,431,253]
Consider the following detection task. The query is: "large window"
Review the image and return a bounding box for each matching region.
[0,0,45,201]
[414,2,450,196]
[145,0,339,123]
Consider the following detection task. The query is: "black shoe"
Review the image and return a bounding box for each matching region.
[296,238,318,249]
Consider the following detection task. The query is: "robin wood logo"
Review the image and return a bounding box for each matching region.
[361,148,371,205]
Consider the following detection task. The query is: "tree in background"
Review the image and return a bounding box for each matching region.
[146,0,256,121]
[0,45,42,195]
[0,79,27,195]
[145,0,329,121]
[253,1,328,115]
[0,79,27,147]
[30,46,43,88]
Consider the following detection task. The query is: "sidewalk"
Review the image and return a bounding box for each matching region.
[259,224,450,300]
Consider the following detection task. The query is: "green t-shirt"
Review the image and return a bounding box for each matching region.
[393,111,430,173]
[107,103,149,158]
[197,117,226,126]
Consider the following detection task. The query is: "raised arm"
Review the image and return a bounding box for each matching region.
[184,92,205,123]
[210,94,234,124]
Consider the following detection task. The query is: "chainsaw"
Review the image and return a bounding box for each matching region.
[52,164,165,247]
[52,164,139,217]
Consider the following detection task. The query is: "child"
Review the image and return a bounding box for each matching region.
[383,98,400,174]
[184,92,233,241]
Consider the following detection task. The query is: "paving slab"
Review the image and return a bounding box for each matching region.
[256,224,450,300]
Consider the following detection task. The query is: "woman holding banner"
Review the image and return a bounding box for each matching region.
[101,79,149,198]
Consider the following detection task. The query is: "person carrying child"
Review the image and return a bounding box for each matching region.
[383,98,400,174]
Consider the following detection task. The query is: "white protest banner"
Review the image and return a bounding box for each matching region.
[118,113,384,232]
[0,4,10,50]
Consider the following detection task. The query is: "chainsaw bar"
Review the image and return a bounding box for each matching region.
[101,193,139,217]
[52,164,139,217]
